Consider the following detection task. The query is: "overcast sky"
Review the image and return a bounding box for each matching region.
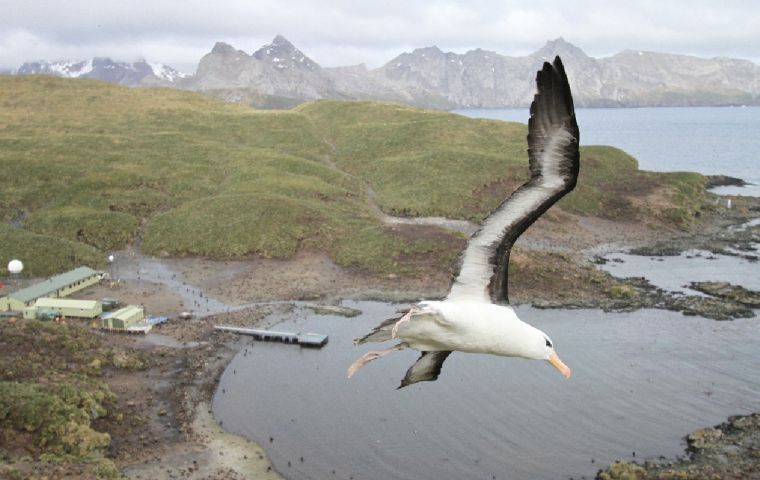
[2,0,759,73]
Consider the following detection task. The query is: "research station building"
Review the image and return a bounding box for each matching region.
[23,298,103,320]
[101,305,149,332]
[1,266,102,311]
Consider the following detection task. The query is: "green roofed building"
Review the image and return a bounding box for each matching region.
[1,266,102,311]
[23,298,102,320]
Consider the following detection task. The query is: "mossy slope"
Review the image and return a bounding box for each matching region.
[1,77,706,278]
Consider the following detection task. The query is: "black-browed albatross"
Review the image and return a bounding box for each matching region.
[347,56,579,388]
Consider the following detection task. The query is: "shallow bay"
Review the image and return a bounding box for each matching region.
[214,303,760,480]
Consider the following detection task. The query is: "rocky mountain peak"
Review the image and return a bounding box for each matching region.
[211,42,236,55]
[419,45,444,55]
[406,45,446,60]
[253,35,320,71]
[384,45,448,71]
[533,37,589,61]
[271,34,294,49]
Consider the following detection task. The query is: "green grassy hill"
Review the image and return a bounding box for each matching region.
[0,76,706,277]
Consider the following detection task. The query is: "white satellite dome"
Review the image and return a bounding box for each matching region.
[7,259,23,274]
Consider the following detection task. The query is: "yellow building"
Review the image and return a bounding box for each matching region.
[1,266,102,311]
[23,298,103,320]
[101,305,149,332]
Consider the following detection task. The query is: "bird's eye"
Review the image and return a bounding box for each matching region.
[545,338,552,348]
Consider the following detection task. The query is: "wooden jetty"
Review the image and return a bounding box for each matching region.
[214,325,328,348]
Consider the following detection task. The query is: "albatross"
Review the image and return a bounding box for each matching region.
[347,56,579,388]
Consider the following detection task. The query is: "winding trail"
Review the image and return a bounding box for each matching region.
[320,137,480,236]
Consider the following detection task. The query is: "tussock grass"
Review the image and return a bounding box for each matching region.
[299,101,529,219]
[0,319,145,469]
[0,224,104,277]
[1,77,707,277]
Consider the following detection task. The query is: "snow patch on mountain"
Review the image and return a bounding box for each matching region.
[15,58,188,85]
[148,62,189,81]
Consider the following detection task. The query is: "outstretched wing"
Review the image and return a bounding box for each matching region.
[447,56,579,304]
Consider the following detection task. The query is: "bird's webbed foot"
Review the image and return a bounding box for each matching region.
[391,305,421,338]
[347,342,408,378]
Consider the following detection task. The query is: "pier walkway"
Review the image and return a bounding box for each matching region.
[214,325,328,348]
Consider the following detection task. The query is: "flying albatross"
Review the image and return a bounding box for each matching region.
[347,56,580,388]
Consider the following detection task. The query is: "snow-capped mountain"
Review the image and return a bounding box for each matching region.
[15,57,188,85]
[252,35,320,71]
[10,36,760,108]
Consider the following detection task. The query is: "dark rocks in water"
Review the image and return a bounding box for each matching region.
[596,461,646,480]
[588,276,756,321]
[670,295,755,321]
[597,412,760,479]
[689,281,760,308]
[706,175,746,188]
[629,243,683,256]
[304,303,362,318]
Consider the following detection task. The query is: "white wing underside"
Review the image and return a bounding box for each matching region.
[447,59,579,303]
[447,184,558,302]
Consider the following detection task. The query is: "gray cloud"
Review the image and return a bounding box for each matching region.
[2,0,759,73]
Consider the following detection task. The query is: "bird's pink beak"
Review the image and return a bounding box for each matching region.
[548,352,571,378]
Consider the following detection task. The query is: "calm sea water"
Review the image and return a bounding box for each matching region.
[214,302,760,480]
[455,107,760,196]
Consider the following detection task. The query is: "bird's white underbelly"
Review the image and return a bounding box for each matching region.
[394,301,535,357]
[396,313,493,353]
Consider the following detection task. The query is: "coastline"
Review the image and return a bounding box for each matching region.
[125,192,759,479]
[2,193,759,479]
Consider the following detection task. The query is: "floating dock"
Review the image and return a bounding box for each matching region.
[214,325,328,348]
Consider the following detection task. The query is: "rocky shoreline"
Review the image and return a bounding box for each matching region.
[597,412,760,480]
[533,197,760,321]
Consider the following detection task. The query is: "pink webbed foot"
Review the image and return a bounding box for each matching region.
[391,306,420,339]
[347,343,408,378]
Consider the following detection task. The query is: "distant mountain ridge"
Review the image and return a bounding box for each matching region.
[186,36,760,108]
[14,57,188,85]
[10,36,760,108]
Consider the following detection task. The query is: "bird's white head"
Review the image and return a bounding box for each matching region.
[535,332,572,379]
[492,305,571,379]
[483,307,572,379]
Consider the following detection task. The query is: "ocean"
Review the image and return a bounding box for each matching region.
[454,106,760,196]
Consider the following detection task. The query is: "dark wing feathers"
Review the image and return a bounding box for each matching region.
[447,56,579,304]
[353,314,403,345]
[398,351,453,389]
[527,57,579,187]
